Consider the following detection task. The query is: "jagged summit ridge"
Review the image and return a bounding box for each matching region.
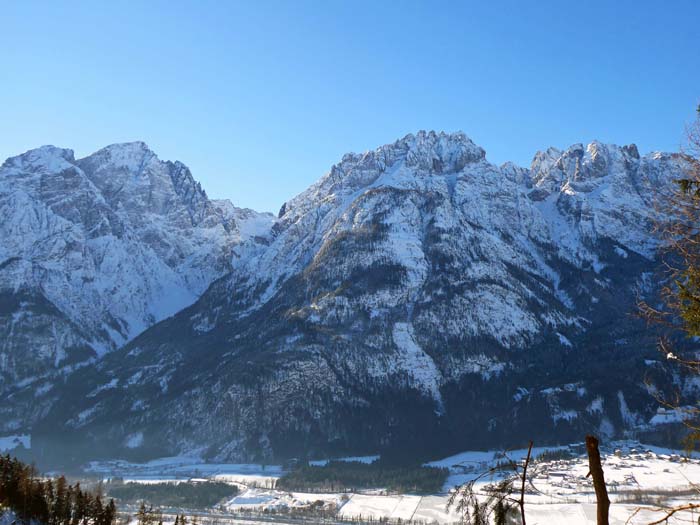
[279,131,486,218]
[75,142,212,228]
[263,132,674,314]
[337,130,485,171]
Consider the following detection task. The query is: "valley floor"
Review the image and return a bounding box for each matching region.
[82,441,700,525]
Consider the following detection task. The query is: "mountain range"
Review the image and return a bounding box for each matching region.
[0,132,691,466]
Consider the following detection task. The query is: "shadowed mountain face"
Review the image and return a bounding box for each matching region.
[0,132,690,465]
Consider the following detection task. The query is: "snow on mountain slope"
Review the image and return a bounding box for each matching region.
[37,131,687,464]
[529,141,675,264]
[218,132,668,349]
[0,143,274,432]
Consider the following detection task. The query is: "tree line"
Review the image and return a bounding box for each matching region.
[276,460,448,494]
[0,454,117,525]
[106,481,237,509]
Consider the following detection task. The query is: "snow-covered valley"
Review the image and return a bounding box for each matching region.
[81,442,700,525]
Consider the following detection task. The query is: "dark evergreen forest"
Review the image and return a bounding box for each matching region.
[0,455,117,525]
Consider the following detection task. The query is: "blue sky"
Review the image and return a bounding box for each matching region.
[1,1,698,213]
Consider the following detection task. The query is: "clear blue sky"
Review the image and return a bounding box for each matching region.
[1,1,698,213]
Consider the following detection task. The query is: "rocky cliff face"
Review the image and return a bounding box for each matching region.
[26,132,687,464]
[0,143,274,433]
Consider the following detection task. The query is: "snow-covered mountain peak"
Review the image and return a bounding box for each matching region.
[274,134,679,288]
[75,142,215,229]
[278,131,487,219]
[0,142,273,403]
[83,141,156,171]
[345,130,483,176]
[524,140,683,264]
[399,130,486,171]
[1,145,76,174]
[579,141,641,179]
[530,140,652,194]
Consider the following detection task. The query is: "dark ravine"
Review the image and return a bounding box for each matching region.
[0,131,694,467]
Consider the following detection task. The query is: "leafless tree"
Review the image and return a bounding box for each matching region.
[636,105,700,524]
[639,105,700,443]
[447,441,533,525]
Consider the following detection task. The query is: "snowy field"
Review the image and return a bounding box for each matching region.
[337,494,455,522]
[83,442,700,524]
[526,503,699,524]
[223,491,700,524]
[86,455,282,484]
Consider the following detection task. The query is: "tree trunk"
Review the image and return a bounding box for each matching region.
[519,441,533,525]
[585,435,610,525]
